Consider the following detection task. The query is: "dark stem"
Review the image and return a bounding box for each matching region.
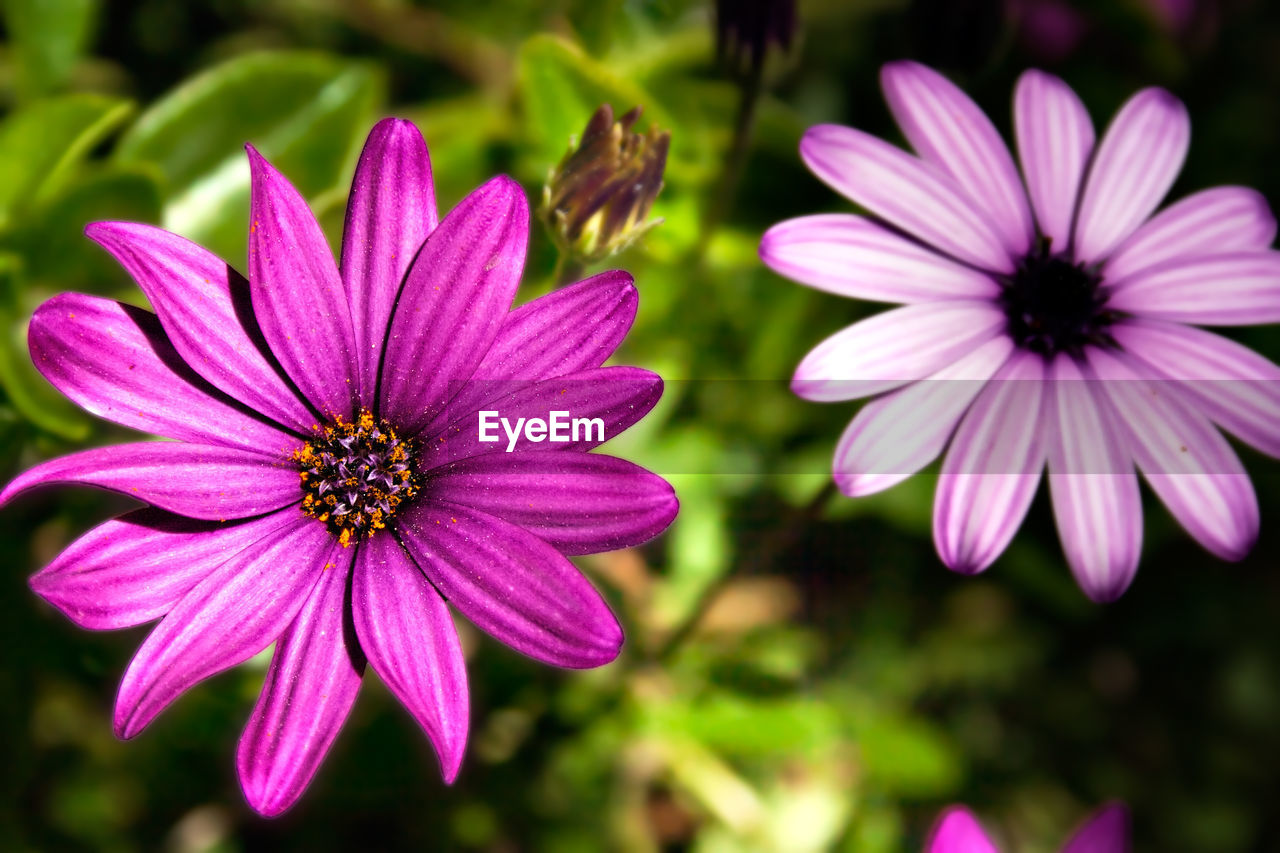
[652,479,837,662]
[697,60,766,256]
[552,252,585,288]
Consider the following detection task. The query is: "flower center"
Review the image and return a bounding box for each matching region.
[998,241,1115,356]
[292,409,421,547]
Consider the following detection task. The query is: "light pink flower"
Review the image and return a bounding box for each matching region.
[927,803,1128,852]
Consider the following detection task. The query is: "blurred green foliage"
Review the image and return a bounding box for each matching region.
[0,0,1279,851]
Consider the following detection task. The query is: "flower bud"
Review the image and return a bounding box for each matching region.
[715,0,797,77]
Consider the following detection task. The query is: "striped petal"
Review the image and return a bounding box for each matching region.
[1107,252,1280,324]
[1014,69,1095,251]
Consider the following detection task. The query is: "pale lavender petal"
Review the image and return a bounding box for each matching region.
[926,806,999,853]
[85,222,316,432]
[833,336,1013,497]
[759,214,1000,304]
[1113,318,1280,456]
[1045,355,1142,602]
[425,271,638,437]
[934,350,1047,574]
[29,293,294,451]
[1107,252,1280,324]
[421,366,662,468]
[237,554,364,817]
[31,508,297,630]
[1061,803,1130,853]
[1013,69,1095,251]
[1074,88,1190,265]
[1105,187,1277,281]
[247,145,357,419]
[800,124,1014,273]
[0,442,300,521]
[341,118,438,409]
[1089,348,1258,561]
[793,301,1006,402]
[881,61,1034,254]
[428,451,677,555]
[397,501,623,668]
[351,534,468,782]
[379,176,529,435]
[114,517,337,738]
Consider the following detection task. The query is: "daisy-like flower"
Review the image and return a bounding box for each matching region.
[2,118,677,815]
[761,61,1280,601]
[927,803,1128,852]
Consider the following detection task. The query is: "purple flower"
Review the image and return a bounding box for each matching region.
[761,61,1280,601]
[3,118,677,815]
[927,803,1129,852]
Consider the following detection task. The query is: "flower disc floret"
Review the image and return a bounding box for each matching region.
[998,239,1114,357]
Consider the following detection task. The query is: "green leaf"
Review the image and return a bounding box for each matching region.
[0,94,134,226]
[3,0,98,100]
[116,51,385,264]
[856,714,962,797]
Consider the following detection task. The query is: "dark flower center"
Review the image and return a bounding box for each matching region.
[998,241,1115,356]
[293,410,421,547]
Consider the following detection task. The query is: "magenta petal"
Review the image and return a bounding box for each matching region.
[352,534,468,782]
[934,350,1046,575]
[379,176,529,435]
[1105,187,1277,281]
[428,451,677,555]
[926,806,999,853]
[1074,88,1190,265]
[1089,349,1258,561]
[114,518,337,738]
[31,508,297,630]
[1013,69,1095,251]
[792,301,1006,402]
[881,61,1034,255]
[1112,319,1280,457]
[421,366,662,468]
[834,336,1013,497]
[29,293,294,450]
[0,442,300,520]
[341,118,438,409]
[1061,803,1130,853]
[238,552,364,817]
[398,501,623,669]
[1045,356,1142,602]
[247,145,357,419]
[85,222,317,433]
[800,124,1014,273]
[759,214,1000,304]
[1107,252,1280,324]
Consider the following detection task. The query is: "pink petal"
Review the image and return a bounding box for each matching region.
[397,501,623,669]
[934,350,1047,574]
[31,508,297,631]
[1105,187,1277,281]
[114,517,338,738]
[881,61,1034,255]
[85,222,317,433]
[351,534,468,782]
[792,301,1006,402]
[926,806,1000,853]
[833,336,1013,497]
[800,124,1014,273]
[1073,88,1190,265]
[1013,69,1095,251]
[1113,318,1280,456]
[1089,348,1258,561]
[379,175,529,436]
[1061,802,1130,853]
[1045,355,1142,602]
[29,293,294,451]
[760,214,1000,304]
[247,145,357,419]
[340,118,438,409]
[0,442,301,521]
[237,553,364,817]
[428,451,678,555]
[1106,252,1280,324]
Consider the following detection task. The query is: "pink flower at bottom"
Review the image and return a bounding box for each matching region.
[928,803,1129,852]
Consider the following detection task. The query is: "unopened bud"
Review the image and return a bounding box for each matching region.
[541,104,670,264]
[715,0,797,77]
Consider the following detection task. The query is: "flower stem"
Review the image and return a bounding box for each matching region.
[653,479,838,662]
[697,60,766,256]
[551,252,584,288]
